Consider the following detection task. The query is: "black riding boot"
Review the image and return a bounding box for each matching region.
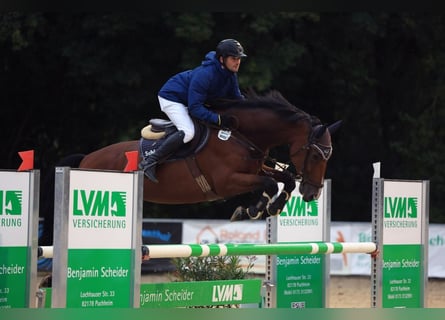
[140,130,185,183]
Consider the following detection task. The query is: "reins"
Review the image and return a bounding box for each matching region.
[207,115,332,187]
[223,123,332,188]
[212,124,302,180]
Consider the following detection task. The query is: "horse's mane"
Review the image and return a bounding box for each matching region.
[210,90,317,124]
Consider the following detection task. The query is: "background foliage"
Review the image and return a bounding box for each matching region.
[172,255,256,308]
[172,255,255,282]
[2,12,445,223]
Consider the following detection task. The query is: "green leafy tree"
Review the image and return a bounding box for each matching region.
[2,12,445,222]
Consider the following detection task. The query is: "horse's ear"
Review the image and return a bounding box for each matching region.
[314,125,327,138]
[327,120,342,135]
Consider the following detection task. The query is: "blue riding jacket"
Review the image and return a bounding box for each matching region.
[158,51,243,124]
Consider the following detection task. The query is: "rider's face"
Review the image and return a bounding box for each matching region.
[220,56,241,73]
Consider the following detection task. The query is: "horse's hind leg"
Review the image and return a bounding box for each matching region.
[230,177,278,221]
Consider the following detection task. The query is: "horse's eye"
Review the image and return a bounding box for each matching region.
[310,151,322,161]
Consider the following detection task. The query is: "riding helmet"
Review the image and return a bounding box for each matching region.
[216,39,247,58]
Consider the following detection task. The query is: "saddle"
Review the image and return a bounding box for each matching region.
[139,118,210,162]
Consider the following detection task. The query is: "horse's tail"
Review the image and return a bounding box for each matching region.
[39,153,85,246]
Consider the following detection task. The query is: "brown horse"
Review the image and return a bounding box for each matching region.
[78,90,340,221]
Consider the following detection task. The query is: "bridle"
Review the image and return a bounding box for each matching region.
[226,123,332,189]
[286,125,333,188]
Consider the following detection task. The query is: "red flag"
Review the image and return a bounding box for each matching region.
[124,151,139,172]
[18,150,34,171]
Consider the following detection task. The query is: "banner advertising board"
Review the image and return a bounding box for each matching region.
[52,168,142,308]
[266,180,331,308]
[0,170,39,308]
[371,179,429,308]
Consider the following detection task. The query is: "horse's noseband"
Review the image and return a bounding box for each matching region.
[310,142,332,161]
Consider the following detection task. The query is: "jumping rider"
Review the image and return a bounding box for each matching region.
[140,39,247,183]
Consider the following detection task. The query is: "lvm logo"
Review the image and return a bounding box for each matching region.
[73,189,127,217]
[280,195,318,217]
[384,197,418,218]
[212,284,243,302]
[0,190,22,215]
[0,190,23,227]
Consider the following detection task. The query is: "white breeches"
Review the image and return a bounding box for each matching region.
[158,96,195,143]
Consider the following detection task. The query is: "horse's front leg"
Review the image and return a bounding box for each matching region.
[262,166,296,217]
[228,174,278,222]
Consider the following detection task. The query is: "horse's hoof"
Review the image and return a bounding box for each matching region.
[230,206,248,222]
[267,206,281,217]
[247,206,263,220]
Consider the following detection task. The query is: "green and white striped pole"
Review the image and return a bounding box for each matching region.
[143,242,377,259]
[39,242,377,259]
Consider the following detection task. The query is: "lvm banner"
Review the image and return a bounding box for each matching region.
[0,170,39,308]
[52,168,142,308]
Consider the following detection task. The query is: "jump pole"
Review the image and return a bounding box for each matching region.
[39,242,377,260]
[142,242,377,258]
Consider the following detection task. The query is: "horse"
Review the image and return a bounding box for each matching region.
[77,90,340,222]
[39,90,339,246]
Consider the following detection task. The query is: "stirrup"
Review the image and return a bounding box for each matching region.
[139,159,159,183]
[143,166,158,183]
